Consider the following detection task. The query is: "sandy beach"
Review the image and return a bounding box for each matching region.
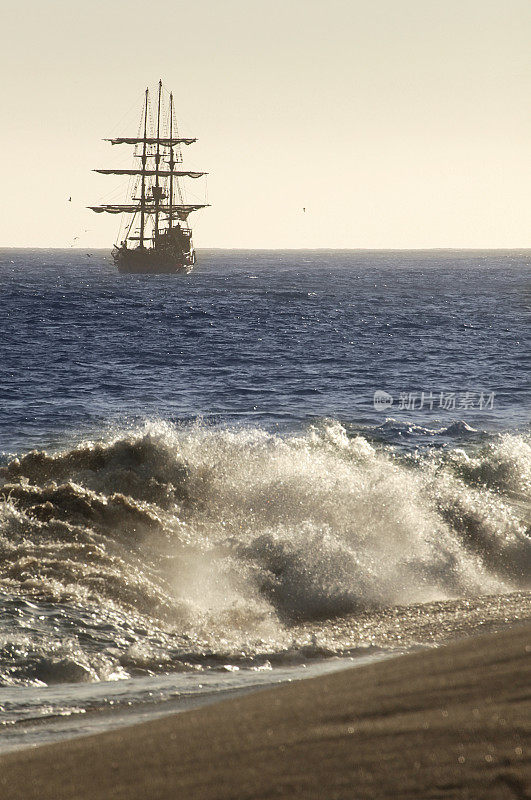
[1,624,529,800]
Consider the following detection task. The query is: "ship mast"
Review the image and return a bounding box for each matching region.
[89,83,210,245]
[154,79,162,240]
[168,92,174,232]
[139,88,149,248]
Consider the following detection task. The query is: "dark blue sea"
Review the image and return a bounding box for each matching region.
[0,248,529,750]
[1,249,529,449]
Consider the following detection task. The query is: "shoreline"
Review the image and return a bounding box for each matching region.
[0,651,394,755]
[1,624,528,799]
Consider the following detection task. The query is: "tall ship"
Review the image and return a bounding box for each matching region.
[89,81,209,274]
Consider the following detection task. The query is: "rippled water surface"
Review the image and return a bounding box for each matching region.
[0,249,529,747]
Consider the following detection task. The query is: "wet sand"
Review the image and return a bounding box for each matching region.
[1,624,529,800]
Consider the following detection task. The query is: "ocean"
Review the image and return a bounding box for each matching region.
[0,248,529,751]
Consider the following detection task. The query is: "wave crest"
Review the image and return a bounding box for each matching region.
[0,421,529,677]
[0,422,531,622]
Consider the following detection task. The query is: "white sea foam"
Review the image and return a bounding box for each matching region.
[0,420,529,684]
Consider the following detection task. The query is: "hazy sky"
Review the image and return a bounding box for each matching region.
[1,0,530,248]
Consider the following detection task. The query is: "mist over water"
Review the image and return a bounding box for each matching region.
[0,250,529,737]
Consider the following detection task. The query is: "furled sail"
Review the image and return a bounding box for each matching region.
[94,169,206,178]
[105,137,196,146]
[89,204,209,218]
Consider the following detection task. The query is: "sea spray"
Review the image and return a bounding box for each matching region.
[0,420,529,685]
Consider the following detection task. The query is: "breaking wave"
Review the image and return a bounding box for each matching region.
[0,420,529,684]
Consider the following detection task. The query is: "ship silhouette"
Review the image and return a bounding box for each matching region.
[89,81,209,274]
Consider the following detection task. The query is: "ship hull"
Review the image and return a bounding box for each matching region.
[113,227,196,275]
[114,249,194,274]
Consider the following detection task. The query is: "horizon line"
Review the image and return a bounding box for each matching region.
[1,245,530,252]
